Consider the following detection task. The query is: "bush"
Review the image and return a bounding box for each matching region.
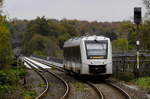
[132,77,150,88]
[0,85,17,95]
[22,91,37,99]
[17,64,27,79]
[0,70,16,85]
[0,70,18,95]
[33,50,46,57]
[115,72,135,82]
[131,77,150,93]
[0,63,27,95]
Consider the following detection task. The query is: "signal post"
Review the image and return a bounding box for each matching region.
[134,7,142,78]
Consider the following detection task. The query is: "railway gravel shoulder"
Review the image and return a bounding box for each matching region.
[50,69,101,99]
[27,57,141,99]
[23,59,49,99]
[24,58,70,99]
[109,79,150,99]
[41,70,66,99]
[30,57,104,99]
[24,70,45,95]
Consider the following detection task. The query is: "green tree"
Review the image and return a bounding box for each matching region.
[0,16,13,69]
[48,21,64,37]
[23,17,50,55]
[27,16,50,36]
[58,33,71,49]
[60,19,78,37]
[25,34,61,57]
[101,32,117,41]
[140,22,150,50]
[112,38,129,52]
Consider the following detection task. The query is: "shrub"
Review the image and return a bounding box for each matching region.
[18,64,27,79]
[131,77,150,93]
[0,70,15,85]
[22,91,37,99]
[115,72,135,82]
[133,77,150,88]
[0,63,27,95]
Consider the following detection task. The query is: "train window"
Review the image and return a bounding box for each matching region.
[73,46,81,62]
[85,40,108,59]
[63,46,81,63]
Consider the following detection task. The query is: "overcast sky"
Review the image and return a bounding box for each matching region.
[3,0,144,22]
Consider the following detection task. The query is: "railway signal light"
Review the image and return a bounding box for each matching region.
[134,7,142,78]
[134,7,142,24]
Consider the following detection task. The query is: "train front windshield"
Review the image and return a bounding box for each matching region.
[85,40,108,59]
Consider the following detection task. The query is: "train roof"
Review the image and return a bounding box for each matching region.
[63,35,110,48]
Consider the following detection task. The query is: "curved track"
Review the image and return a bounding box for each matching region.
[23,58,70,99]
[31,57,132,99]
[23,59,49,99]
[106,81,132,99]
[30,57,105,99]
[94,82,132,99]
[86,82,104,99]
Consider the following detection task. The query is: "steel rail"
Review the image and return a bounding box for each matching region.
[30,57,104,99]
[23,58,49,99]
[106,81,132,99]
[87,82,104,99]
[24,58,70,99]
[30,57,64,72]
[31,57,133,99]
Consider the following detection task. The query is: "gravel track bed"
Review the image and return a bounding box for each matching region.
[109,79,149,99]
[25,70,45,94]
[42,71,66,99]
[95,83,126,99]
[49,69,100,99]
[27,58,150,99]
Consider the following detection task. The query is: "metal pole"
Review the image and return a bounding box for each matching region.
[136,24,140,78]
[17,57,19,85]
[134,7,142,78]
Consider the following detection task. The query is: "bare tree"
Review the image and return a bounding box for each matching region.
[0,0,3,13]
[143,0,150,20]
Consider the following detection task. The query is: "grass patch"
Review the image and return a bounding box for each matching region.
[132,77,150,88]
[131,77,150,93]
[38,83,47,87]
[114,72,135,82]
[51,66,56,70]
[31,82,49,89]
[73,82,87,92]
[22,90,37,99]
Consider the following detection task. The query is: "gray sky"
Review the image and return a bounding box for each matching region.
[3,0,144,22]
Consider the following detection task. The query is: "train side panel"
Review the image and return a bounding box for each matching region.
[63,46,82,73]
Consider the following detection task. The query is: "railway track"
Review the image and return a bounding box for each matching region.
[29,57,105,99]
[23,57,70,99]
[23,59,49,99]
[107,81,132,99]
[30,57,132,99]
[30,57,64,71]
[93,81,132,99]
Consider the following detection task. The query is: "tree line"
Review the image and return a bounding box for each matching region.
[9,17,150,57]
[10,18,125,57]
[1,0,150,62]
